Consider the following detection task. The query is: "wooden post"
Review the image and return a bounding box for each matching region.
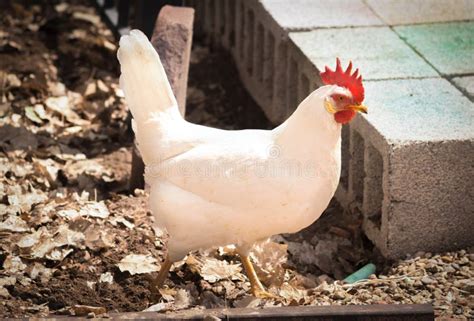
[109,304,435,320]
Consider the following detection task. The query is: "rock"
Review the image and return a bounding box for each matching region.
[454,279,474,293]
[445,265,456,273]
[199,291,225,309]
[421,276,436,285]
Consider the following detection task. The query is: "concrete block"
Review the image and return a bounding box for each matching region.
[366,0,474,25]
[260,0,383,30]
[395,22,474,76]
[355,78,474,258]
[452,76,474,101]
[383,140,474,257]
[289,27,438,81]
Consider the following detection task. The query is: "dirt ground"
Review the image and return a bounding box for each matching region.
[0,1,472,319]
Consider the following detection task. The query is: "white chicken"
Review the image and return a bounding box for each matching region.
[117,30,367,297]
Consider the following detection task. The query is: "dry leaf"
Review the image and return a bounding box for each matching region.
[46,248,73,261]
[33,158,59,184]
[54,3,68,12]
[72,12,101,25]
[44,96,70,115]
[0,277,16,287]
[6,73,21,87]
[110,216,134,229]
[143,302,168,312]
[44,96,86,125]
[117,254,159,275]
[159,288,176,302]
[25,106,43,124]
[71,305,106,316]
[58,201,110,219]
[17,227,44,248]
[85,227,114,249]
[174,289,192,309]
[3,255,26,273]
[251,239,288,287]
[27,262,54,282]
[79,201,110,218]
[99,272,113,284]
[30,224,84,260]
[8,187,47,213]
[57,209,80,219]
[278,283,308,303]
[0,287,10,298]
[0,215,29,232]
[233,296,262,308]
[186,255,243,283]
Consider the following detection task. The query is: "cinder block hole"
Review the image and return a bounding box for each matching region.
[255,24,264,83]
[239,3,245,59]
[274,42,287,106]
[299,74,310,104]
[228,0,235,47]
[351,130,365,203]
[246,10,255,75]
[287,58,298,112]
[263,32,275,99]
[364,144,383,230]
[340,124,350,190]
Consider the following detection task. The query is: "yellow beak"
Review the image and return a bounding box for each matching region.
[348,104,368,114]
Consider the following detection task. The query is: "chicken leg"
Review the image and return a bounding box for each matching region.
[239,253,277,299]
[151,255,172,292]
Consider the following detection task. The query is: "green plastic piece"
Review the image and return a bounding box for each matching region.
[343,263,376,284]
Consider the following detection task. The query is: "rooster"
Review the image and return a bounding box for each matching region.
[118,30,367,298]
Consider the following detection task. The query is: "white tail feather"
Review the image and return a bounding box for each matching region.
[117,29,179,124]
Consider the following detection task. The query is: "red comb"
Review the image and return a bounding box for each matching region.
[320,58,364,104]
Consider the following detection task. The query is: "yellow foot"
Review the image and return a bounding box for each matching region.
[252,288,279,300]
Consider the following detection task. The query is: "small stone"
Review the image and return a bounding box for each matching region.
[445,265,456,273]
[332,290,347,300]
[454,279,474,293]
[440,256,453,263]
[421,276,436,284]
[414,251,425,258]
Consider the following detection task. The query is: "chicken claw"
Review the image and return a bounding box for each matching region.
[252,288,280,300]
[239,253,278,300]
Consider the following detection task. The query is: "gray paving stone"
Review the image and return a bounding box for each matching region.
[289,27,438,80]
[395,22,474,76]
[366,0,474,25]
[452,76,474,100]
[260,0,383,30]
[363,78,474,142]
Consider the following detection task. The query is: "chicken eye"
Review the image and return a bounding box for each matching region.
[339,96,343,101]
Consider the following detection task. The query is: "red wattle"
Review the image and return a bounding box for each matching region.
[334,110,356,124]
